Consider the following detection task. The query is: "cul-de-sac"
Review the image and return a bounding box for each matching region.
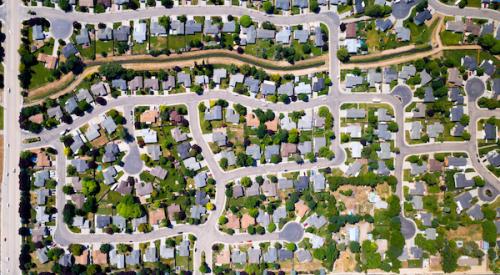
[0,0,499,274]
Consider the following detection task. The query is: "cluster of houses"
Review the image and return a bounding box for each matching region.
[445,17,500,41]
[31,149,57,230]
[340,106,395,177]
[203,104,332,168]
[404,153,493,266]
[37,237,193,271]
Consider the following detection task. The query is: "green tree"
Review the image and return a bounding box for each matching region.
[482,220,496,244]
[58,0,71,11]
[98,63,125,80]
[441,240,459,273]
[116,194,143,219]
[262,1,274,14]
[337,47,350,62]
[240,15,253,28]
[69,244,85,256]
[81,179,99,196]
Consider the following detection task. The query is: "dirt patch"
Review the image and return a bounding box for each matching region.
[90,129,110,148]
[335,250,356,272]
[446,224,482,242]
[334,185,373,215]
[375,183,391,200]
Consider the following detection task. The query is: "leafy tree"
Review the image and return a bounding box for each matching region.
[117,194,144,219]
[482,220,496,244]
[69,244,85,256]
[81,179,99,196]
[349,241,360,253]
[441,240,459,273]
[63,203,76,224]
[337,46,350,62]
[262,1,274,14]
[100,244,112,253]
[161,0,174,8]
[99,63,124,80]
[240,15,253,28]
[58,0,71,11]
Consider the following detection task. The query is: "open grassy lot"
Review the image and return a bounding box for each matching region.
[440,31,463,45]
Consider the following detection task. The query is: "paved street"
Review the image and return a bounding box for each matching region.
[0,1,499,273]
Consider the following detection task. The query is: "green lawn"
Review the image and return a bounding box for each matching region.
[244,39,276,59]
[406,17,438,45]
[132,42,148,55]
[440,31,463,46]
[443,50,500,68]
[150,36,168,51]
[29,63,53,89]
[467,0,481,7]
[95,41,114,57]
[167,35,188,50]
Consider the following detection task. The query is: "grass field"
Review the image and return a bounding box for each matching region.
[440,31,463,46]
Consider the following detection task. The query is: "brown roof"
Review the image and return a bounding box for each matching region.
[36,151,51,168]
[74,249,89,265]
[346,23,357,38]
[37,53,57,69]
[167,204,181,220]
[71,194,85,209]
[97,0,111,7]
[226,212,240,229]
[240,213,255,229]
[169,110,183,124]
[295,200,309,218]
[281,143,297,157]
[447,68,463,86]
[265,117,278,132]
[29,113,44,124]
[79,0,94,7]
[246,113,260,128]
[148,208,166,225]
[92,249,108,265]
[216,247,231,265]
[140,110,159,124]
[429,159,443,172]
[465,20,481,36]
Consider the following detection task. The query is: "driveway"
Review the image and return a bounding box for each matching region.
[391,85,412,106]
[50,19,73,40]
[278,222,304,243]
[123,143,143,175]
[465,77,485,101]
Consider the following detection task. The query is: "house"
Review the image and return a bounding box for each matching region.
[265,144,280,161]
[241,26,257,45]
[399,65,416,80]
[350,142,362,158]
[414,10,432,26]
[144,78,159,91]
[112,79,127,91]
[128,76,143,91]
[149,208,166,225]
[184,157,201,171]
[167,204,181,220]
[465,19,481,36]
[384,67,398,84]
[378,142,391,160]
[256,210,270,228]
[162,75,176,91]
[112,215,126,231]
[32,25,45,40]
[368,70,382,87]
[62,43,79,58]
[278,249,294,261]
[276,0,290,10]
[248,248,261,264]
[185,20,202,35]
[295,82,312,95]
[295,176,309,191]
[354,0,364,14]
[276,27,291,44]
[410,121,423,140]
[37,53,58,70]
[135,181,153,198]
[479,60,495,76]
[71,159,88,173]
[194,172,208,188]
[410,162,427,176]
[345,39,361,53]
[110,249,125,269]
[312,172,326,192]
[484,123,497,140]
[346,108,366,119]
[454,191,473,212]
[75,28,90,45]
[278,178,294,190]
[450,106,464,122]
[295,200,310,217]
[97,27,113,40]
[263,247,278,263]
[213,68,227,84]
[306,214,327,229]
[467,204,484,220]
[47,106,63,120]
[396,27,410,41]
[222,21,236,33]
[204,20,220,35]
[103,166,117,185]
[95,215,111,228]
[454,173,474,189]
[205,106,222,121]
[143,247,157,263]
[420,70,432,86]
[273,206,287,224]
[314,26,324,47]
[446,156,467,168]
[114,25,130,42]
[150,166,168,180]
[177,72,191,87]
[125,250,140,266]
[231,250,247,264]
[462,56,477,71]
[261,80,277,95]
[293,29,309,43]
[446,21,465,33]
[244,77,260,93]
[346,23,357,39]
[79,0,94,7]
[375,19,392,32]
[136,128,158,143]
[140,109,159,124]
[293,0,308,8]
[150,21,167,36]
[427,122,444,138]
